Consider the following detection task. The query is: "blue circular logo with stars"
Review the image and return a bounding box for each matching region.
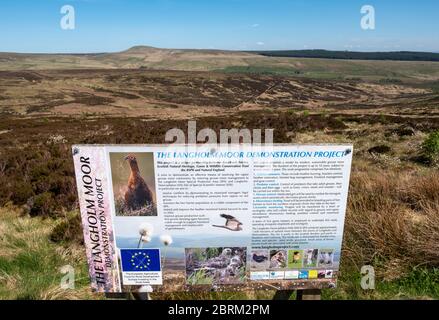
[130,251,151,270]
[121,249,161,272]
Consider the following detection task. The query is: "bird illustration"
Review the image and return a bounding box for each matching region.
[221,248,233,258]
[124,154,153,211]
[319,251,333,265]
[292,251,301,263]
[252,253,268,263]
[304,250,316,266]
[202,248,233,269]
[230,255,243,267]
[270,251,286,268]
[226,256,242,276]
[212,214,243,231]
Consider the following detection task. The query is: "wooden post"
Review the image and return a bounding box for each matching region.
[131,292,152,300]
[273,289,322,300]
[104,292,131,300]
[105,292,152,300]
[296,289,321,300]
[272,290,294,300]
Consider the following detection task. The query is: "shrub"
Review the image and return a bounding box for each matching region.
[10,181,34,204]
[30,192,57,217]
[422,130,439,162]
[50,211,83,245]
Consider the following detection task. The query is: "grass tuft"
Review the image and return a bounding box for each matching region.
[0,206,98,300]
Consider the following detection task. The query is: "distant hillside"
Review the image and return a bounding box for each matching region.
[1,46,439,82]
[0,46,256,71]
[250,50,439,62]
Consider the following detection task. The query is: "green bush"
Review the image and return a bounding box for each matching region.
[423,130,439,158]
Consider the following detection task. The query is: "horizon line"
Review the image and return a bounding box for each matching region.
[1,45,439,55]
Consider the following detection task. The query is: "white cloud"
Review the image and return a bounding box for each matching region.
[256,41,265,46]
[252,23,260,28]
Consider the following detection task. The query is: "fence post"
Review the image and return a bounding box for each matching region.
[296,289,321,300]
[272,290,294,300]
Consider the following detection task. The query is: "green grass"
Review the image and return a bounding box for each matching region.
[166,267,439,300]
[323,266,439,300]
[186,269,214,285]
[218,64,349,80]
[218,65,301,76]
[0,207,98,300]
[218,61,429,82]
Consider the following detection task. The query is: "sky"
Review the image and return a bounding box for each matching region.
[0,0,438,53]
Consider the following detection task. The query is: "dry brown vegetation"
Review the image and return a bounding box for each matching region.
[1,69,438,120]
[344,166,439,281]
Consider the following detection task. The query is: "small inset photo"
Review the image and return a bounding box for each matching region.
[325,270,334,279]
[109,152,157,216]
[303,249,318,267]
[287,250,303,268]
[250,250,270,270]
[318,249,334,267]
[298,270,309,279]
[308,270,318,279]
[185,247,247,285]
[318,270,326,279]
[269,250,287,269]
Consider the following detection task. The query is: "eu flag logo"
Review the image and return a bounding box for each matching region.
[120,249,161,272]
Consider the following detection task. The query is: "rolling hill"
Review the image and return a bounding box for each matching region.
[1,46,439,82]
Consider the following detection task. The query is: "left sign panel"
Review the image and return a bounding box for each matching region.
[72,146,121,292]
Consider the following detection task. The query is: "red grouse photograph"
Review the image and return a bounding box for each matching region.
[110,152,157,216]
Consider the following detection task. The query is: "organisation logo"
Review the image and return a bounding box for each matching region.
[120,249,161,272]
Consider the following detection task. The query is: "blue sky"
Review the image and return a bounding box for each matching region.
[0,0,438,53]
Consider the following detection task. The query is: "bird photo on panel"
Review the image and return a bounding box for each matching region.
[109,152,157,217]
